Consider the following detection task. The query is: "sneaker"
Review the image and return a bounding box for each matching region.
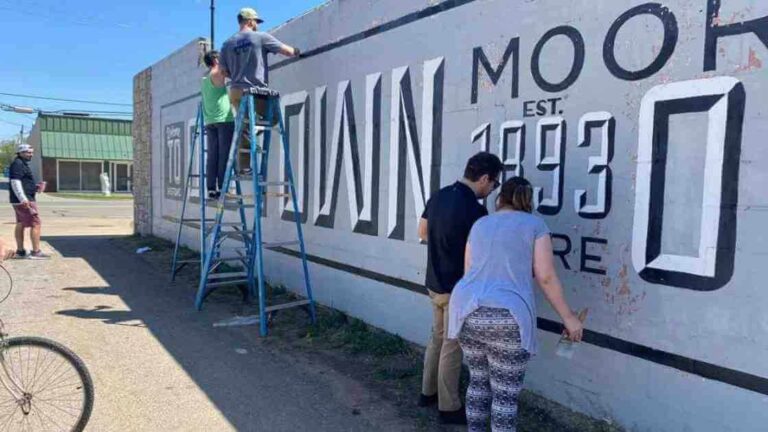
[238,168,253,176]
[417,393,438,408]
[28,250,51,260]
[207,191,220,199]
[14,250,27,259]
[438,407,467,425]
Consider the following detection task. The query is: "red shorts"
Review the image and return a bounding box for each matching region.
[13,202,41,228]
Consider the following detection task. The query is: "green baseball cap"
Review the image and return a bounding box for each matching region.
[238,7,264,23]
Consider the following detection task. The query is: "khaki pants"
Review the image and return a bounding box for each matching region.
[422,290,463,411]
[229,89,276,172]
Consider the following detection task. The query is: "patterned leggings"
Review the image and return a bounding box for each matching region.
[459,307,530,432]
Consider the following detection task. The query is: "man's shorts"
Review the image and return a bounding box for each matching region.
[13,202,41,228]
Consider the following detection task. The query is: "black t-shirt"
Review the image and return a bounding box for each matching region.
[9,157,36,204]
[422,182,487,294]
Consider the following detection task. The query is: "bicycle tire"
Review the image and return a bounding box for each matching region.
[4,336,94,432]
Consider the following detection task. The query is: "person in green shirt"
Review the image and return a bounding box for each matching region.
[201,50,235,199]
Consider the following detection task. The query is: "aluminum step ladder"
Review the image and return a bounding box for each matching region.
[196,87,317,336]
[170,102,251,303]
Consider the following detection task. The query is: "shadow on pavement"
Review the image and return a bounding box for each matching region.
[42,234,384,431]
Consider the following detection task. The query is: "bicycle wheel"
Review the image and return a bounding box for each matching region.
[0,337,94,432]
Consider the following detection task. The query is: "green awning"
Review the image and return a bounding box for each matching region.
[41,131,133,161]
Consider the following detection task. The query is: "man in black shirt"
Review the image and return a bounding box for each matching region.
[9,144,49,259]
[417,152,502,424]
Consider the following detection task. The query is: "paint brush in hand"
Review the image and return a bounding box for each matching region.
[555,308,589,359]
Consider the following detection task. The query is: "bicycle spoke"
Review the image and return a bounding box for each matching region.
[0,404,19,432]
[2,353,26,392]
[31,399,67,432]
[29,357,67,395]
[27,348,55,395]
[34,363,76,396]
[26,347,46,396]
[33,396,81,420]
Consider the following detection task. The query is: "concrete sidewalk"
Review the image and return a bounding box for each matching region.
[0,192,414,431]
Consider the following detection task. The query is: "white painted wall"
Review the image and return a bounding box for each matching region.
[142,1,768,430]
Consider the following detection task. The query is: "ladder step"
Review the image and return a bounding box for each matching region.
[265,299,311,313]
[206,279,250,288]
[221,230,256,236]
[259,181,290,187]
[263,240,300,248]
[239,148,264,154]
[222,194,247,200]
[189,174,201,178]
[183,218,216,222]
[217,222,249,227]
[213,256,251,263]
[264,192,290,198]
[207,272,248,280]
[234,175,253,181]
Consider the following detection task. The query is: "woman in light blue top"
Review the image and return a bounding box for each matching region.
[447,177,583,432]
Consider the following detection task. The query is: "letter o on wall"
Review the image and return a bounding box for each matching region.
[603,3,679,81]
[531,26,585,93]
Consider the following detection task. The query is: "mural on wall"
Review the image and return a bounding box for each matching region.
[153,0,768,410]
[164,122,186,200]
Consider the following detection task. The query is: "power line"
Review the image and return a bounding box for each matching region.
[0,118,25,127]
[0,92,131,107]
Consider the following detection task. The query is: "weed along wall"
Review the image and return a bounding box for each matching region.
[135,1,768,430]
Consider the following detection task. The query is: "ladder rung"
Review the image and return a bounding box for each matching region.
[265,299,311,313]
[222,194,247,200]
[264,192,290,198]
[176,259,200,264]
[238,148,264,154]
[189,174,201,178]
[213,256,251,263]
[206,279,250,288]
[234,175,253,181]
[222,230,255,236]
[207,272,248,280]
[217,222,248,227]
[259,181,290,187]
[183,218,216,222]
[263,240,300,248]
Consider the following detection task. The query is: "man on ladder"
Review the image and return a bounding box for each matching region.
[192,6,314,336]
[219,7,301,173]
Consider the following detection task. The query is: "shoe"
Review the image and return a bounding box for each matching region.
[14,250,27,259]
[238,168,253,176]
[439,407,467,425]
[28,250,51,260]
[417,394,438,407]
[207,191,220,199]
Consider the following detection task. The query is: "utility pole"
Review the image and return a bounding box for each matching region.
[210,0,215,48]
[19,125,24,146]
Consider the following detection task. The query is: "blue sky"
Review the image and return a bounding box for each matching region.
[0,0,324,140]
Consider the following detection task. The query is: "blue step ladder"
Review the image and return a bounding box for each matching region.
[170,102,251,305]
[193,87,317,336]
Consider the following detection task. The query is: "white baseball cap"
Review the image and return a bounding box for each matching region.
[17,144,33,153]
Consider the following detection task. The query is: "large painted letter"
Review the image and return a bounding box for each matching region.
[313,77,382,235]
[279,91,310,222]
[633,77,745,291]
[704,0,768,71]
[388,57,445,240]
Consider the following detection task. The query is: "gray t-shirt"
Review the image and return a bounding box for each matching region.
[447,210,550,354]
[220,31,284,89]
